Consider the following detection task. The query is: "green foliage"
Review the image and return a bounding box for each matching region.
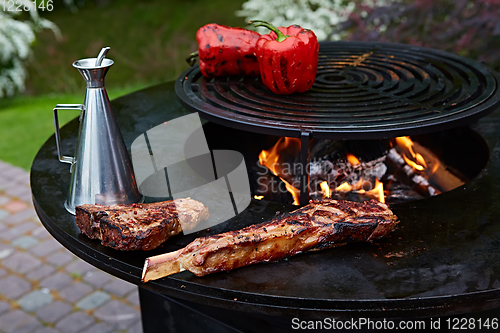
[27,0,247,95]
[0,86,138,170]
[5,0,500,170]
[0,0,60,97]
[0,0,246,170]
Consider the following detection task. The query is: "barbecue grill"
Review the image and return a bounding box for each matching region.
[31,42,500,332]
[177,41,500,205]
[177,41,500,138]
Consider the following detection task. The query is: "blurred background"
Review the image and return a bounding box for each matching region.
[1,0,500,170]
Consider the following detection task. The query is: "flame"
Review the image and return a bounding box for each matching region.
[336,182,353,192]
[395,135,444,180]
[259,137,302,205]
[281,177,300,205]
[254,195,264,200]
[375,180,385,203]
[259,137,301,176]
[395,136,427,171]
[320,181,331,198]
[346,153,360,166]
[256,134,455,205]
[429,160,440,175]
[259,138,388,205]
[362,179,385,203]
[334,179,385,203]
[402,154,425,171]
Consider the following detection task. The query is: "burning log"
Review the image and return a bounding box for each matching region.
[385,148,441,197]
[310,139,390,165]
[307,139,390,203]
[252,134,465,206]
[391,137,465,193]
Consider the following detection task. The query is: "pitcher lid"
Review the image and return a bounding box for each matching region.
[73,58,114,69]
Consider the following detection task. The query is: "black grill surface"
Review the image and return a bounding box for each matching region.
[32,81,500,320]
[176,41,500,139]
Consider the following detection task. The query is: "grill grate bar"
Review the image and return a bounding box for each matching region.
[176,41,500,140]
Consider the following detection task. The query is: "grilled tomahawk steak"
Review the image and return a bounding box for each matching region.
[75,198,209,251]
[142,198,399,281]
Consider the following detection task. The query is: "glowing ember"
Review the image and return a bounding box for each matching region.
[346,153,360,166]
[335,182,353,192]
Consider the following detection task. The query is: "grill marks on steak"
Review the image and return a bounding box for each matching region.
[142,198,399,281]
[75,198,209,251]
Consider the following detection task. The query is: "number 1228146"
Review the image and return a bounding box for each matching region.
[2,0,54,12]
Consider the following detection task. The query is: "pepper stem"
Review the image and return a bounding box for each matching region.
[249,20,289,42]
[185,51,198,66]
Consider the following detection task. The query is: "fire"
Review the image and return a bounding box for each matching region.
[394,136,443,181]
[346,153,360,166]
[259,137,301,176]
[259,137,302,205]
[257,133,460,205]
[282,177,301,205]
[258,137,387,204]
[365,179,385,204]
[402,154,424,171]
[395,136,426,171]
[320,181,331,198]
[335,182,352,192]
[333,179,385,203]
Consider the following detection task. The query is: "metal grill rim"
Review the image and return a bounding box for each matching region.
[175,41,500,139]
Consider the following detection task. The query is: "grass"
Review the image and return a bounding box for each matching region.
[0,0,246,170]
[0,86,141,171]
[28,0,247,95]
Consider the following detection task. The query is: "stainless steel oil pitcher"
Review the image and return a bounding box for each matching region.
[53,48,143,214]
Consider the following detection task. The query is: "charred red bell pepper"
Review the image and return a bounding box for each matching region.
[190,23,261,78]
[250,20,319,94]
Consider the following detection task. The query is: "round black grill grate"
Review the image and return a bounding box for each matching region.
[175,41,500,139]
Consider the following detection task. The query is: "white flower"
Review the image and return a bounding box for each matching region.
[236,0,352,41]
[0,0,60,97]
[236,0,398,41]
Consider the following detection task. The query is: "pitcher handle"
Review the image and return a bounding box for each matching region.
[53,104,85,165]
